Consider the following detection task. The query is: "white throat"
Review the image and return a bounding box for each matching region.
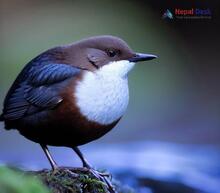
[74,60,135,125]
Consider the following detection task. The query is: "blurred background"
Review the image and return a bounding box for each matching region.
[0,0,220,193]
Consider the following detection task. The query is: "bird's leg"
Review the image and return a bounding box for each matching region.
[41,144,78,178]
[73,147,110,176]
[73,147,115,193]
[41,144,58,170]
[72,147,92,168]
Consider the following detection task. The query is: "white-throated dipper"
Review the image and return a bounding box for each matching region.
[0,35,156,190]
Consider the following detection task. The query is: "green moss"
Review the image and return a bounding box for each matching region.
[0,166,49,193]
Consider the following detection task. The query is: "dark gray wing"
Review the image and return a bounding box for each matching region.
[2,63,80,121]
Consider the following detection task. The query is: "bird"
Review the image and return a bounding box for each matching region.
[0,35,156,186]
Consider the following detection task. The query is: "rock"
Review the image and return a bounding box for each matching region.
[0,166,135,193]
[35,167,135,193]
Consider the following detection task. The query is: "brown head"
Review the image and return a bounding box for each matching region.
[62,35,157,71]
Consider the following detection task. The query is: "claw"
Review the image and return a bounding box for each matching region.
[87,168,115,193]
[72,147,116,192]
[62,168,79,178]
[97,171,112,179]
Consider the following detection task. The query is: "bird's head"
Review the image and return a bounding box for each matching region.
[64,35,157,78]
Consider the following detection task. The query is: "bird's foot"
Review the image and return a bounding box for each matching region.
[83,163,111,178]
[85,167,115,193]
[62,168,79,178]
[50,166,59,175]
[95,170,112,179]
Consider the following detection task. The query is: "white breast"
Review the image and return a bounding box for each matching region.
[74,60,135,125]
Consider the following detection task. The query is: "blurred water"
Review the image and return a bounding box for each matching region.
[1,140,219,193]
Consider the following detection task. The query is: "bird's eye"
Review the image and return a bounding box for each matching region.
[107,50,117,57]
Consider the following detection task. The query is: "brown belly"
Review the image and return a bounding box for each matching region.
[19,116,119,147]
[18,80,120,147]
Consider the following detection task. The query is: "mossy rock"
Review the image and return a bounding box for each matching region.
[35,167,135,193]
[0,166,135,193]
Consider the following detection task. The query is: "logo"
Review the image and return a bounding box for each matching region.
[162,8,212,20]
[162,9,174,19]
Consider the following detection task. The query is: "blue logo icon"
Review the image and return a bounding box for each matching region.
[162,9,174,19]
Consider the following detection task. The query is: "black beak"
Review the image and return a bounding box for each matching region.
[128,53,157,62]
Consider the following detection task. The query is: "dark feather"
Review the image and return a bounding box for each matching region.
[2,62,81,121]
[28,64,79,86]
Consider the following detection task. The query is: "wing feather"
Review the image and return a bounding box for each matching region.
[2,63,80,121]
